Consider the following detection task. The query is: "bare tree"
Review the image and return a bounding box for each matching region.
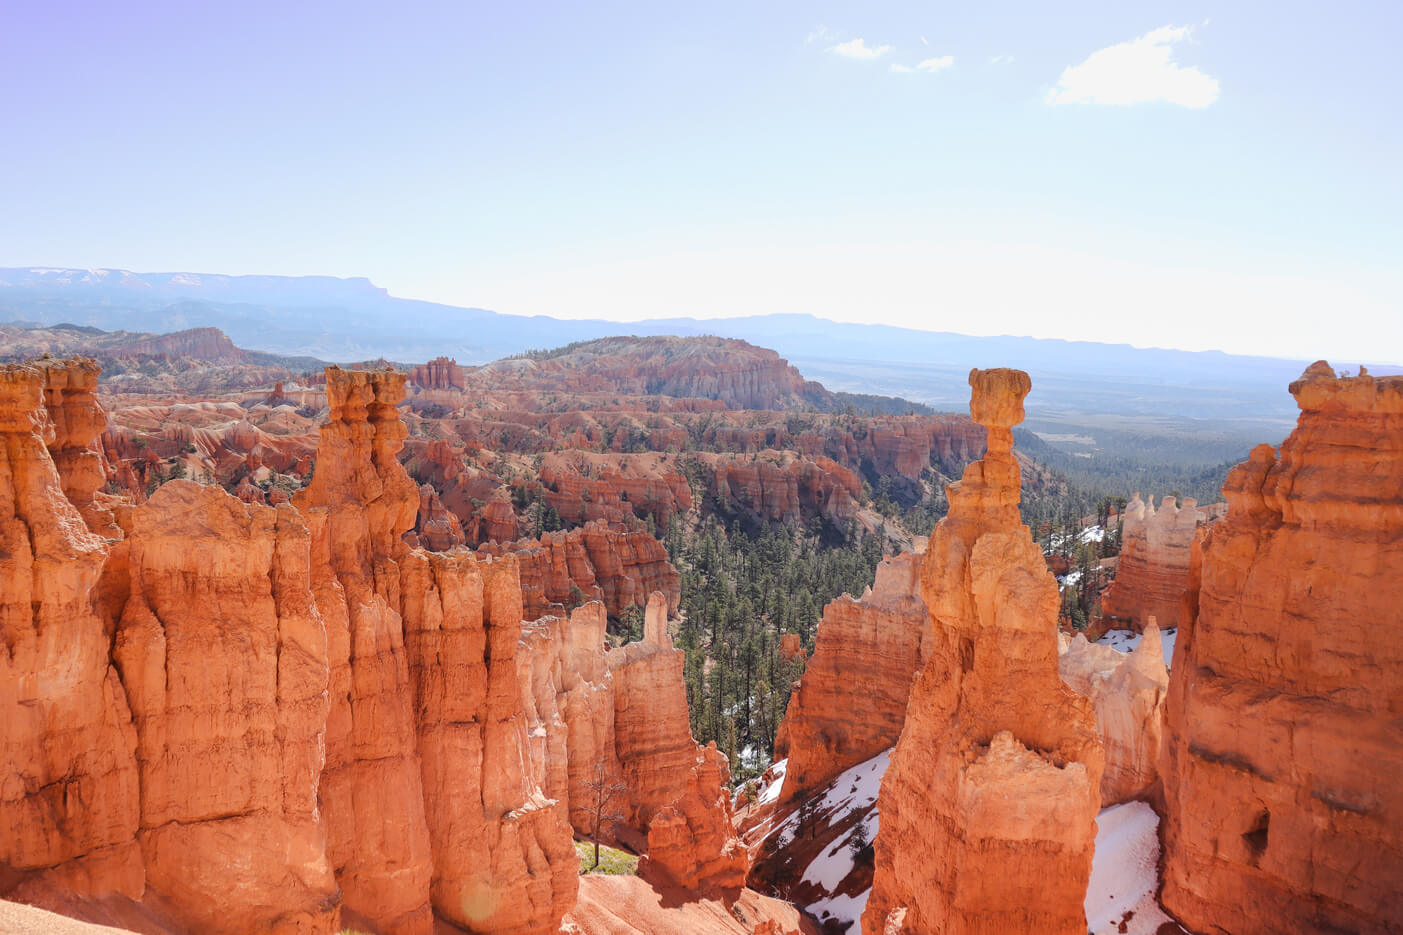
[581,756,630,870]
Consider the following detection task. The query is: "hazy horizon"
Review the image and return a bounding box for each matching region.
[4,2,1400,363]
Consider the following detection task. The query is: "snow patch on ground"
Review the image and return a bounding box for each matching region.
[807,889,871,930]
[1059,569,1083,587]
[800,809,879,891]
[1097,627,1177,668]
[756,758,787,806]
[783,751,889,930]
[1086,801,1185,935]
[1080,525,1106,543]
[753,750,890,931]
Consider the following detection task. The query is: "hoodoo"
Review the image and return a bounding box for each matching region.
[0,361,141,902]
[1098,493,1208,632]
[1161,362,1403,934]
[773,547,930,802]
[862,368,1103,935]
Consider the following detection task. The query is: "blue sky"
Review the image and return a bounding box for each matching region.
[3,1,1400,361]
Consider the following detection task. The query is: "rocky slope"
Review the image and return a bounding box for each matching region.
[1161,362,1403,935]
[862,369,1103,935]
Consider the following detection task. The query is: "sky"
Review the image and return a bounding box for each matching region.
[2,1,1400,362]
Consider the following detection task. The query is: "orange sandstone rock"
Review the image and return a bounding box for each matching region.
[295,367,434,935]
[642,743,749,893]
[483,520,679,621]
[1098,493,1208,631]
[608,594,702,829]
[31,357,117,536]
[1058,619,1169,805]
[411,482,465,550]
[862,368,1103,935]
[400,550,577,935]
[0,361,141,900]
[1161,362,1403,935]
[774,548,929,802]
[610,593,749,890]
[112,480,337,934]
[517,602,624,837]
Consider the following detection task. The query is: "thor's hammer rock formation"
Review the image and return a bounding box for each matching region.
[862,368,1104,935]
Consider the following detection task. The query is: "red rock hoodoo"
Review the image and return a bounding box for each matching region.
[862,368,1103,935]
[609,593,749,892]
[1098,493,1208,631]
[1161,362,1403,935]
[0,362,141,902]
[773,547,930,802]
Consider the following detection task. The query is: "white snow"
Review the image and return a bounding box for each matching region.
[1097,628,1178,668]
[757,750,889,932]
[807,889,871,929]
[738,743,770,775]
[756,758,787,806]
[1086,801,1184,934]
[1060,569,1083,587]
[800,809,879,891]
[1080,525,1106,543]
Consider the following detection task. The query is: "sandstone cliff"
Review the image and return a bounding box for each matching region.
[295,367,436,934]
[298,366,578,935]
[481,520,680,621]
[773,548,929,803]
[1098,493,1207,632]
[111,481,338,934]
[862,369,1103,935]
[1,359,744,935]
[1161,362,1403,935]
[0,362,141,901]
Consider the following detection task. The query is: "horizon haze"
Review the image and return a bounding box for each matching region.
[3,1,1400,362]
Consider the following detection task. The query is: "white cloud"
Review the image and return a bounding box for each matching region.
[805,25,837,46]
[890,64,914,74]
[829,38,891,60]
[920,35,929,46]
[1047,25,1219,108]
[990,54,1015,64]
[917,56,954,72]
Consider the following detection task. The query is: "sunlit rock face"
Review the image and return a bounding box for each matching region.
[1059,620,1169,806]
[1161,362,1403,935]
[863,368,1104,935]
[0,361,142,901]
[1098,493,1207,632]
[113,480,339,934]
[773,547,930,804]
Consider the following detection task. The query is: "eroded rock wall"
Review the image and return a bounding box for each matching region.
[1099,493,1207,631]
[1161,362,1403,935]
[609,593,749,892]
[482,520,680,621]
[295,367,435,934]
[862,369,1103,935]
[774,548,929,803]
[0,362,141,900]
[1058,620,1168,805]
[112,481,338,934]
